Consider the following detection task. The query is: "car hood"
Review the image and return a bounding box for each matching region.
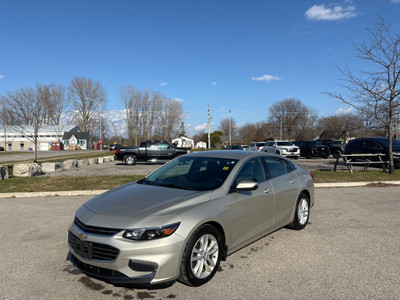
[82,181,212,222]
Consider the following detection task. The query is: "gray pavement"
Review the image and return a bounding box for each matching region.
[1,187,399,299]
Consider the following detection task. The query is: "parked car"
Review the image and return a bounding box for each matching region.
[320,140,346,158]
[241,145,249,150]
[292,140,330,159]
[262,141,300,159]
[248,142,265,151]
[109,143,122,151]
[344,137,400,167]
[227,145,244,150]
[114,140,189,165]
[0,146,4,151]
[67,151,314,287]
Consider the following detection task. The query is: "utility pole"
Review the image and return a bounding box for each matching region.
[229,110,232,146]
[2,107,7,153]
[208,105,211,149]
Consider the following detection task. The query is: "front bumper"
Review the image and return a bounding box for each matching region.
[67,222,186,285]
[281,148,300,157]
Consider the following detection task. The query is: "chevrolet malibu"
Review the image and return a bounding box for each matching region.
[67,151,314,287]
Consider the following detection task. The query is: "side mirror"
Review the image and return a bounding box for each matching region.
[230,181,258,193]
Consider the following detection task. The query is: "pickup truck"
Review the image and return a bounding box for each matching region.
[114,140,190,165]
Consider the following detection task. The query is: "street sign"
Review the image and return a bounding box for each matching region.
[99,140,103,144]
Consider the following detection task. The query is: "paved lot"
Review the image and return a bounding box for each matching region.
[1,187,399,299]
[41,157,342,178]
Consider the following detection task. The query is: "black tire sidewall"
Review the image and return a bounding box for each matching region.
[293,193,310,230]
[179,225,223,286]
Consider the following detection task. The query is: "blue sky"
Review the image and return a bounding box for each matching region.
[1,0,400,136]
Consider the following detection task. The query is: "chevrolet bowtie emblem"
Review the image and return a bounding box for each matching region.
[79,233,88,240]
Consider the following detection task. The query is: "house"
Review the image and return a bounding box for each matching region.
[196,141,207,149]
[0,125,81,151]
[62,131,90,150]
[172,136,194,148]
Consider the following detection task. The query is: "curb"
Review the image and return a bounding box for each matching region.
[0,190,108,199]
[1,181,400,198]
[315,181,400,188]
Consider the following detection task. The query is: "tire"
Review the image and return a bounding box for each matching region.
[323,155,329,159]
[276,151,280,155]
[124,155,137,166]
[333,150,341,159]
[179,225,223,287]
[306,152,312,159]
[288,193,310,230]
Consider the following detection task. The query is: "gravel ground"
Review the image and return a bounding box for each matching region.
[41,157,365,178]
[42,161,162,177]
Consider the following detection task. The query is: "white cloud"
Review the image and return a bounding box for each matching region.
[212,81,217,86]
[0,75,5,79]
[392,0,400,3]
[336,106,353,114]
[251,74,282,82]
[305,4,357,21]
[194,123,208,131]
[172,98,184,102]
[160,82,167,86]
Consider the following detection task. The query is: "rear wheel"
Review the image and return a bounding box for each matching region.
[333,150,341,159]
[179,225,223,286]
[288,193,310,230]
[124,155,137,166]
[306,152,312,159]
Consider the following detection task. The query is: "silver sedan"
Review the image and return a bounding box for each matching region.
[67,150,314,287]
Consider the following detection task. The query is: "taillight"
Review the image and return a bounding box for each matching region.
[310,173,314,181]
[114,149,119,155]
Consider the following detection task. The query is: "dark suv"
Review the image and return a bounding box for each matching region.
[292,140,330,159]
[320,140,346,158]
[344,137,400,167]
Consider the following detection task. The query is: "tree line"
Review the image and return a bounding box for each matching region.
[0,76,184,159]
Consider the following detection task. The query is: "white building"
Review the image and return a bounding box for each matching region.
[0,125,85,151]
[172,136,194,148]
[196,141,207,149]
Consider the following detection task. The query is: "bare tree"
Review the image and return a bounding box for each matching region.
[157,99,184,141]
[268,98,316,140]
[68,76,107,133]
[318,113,363,140]
[326,17,400,173]
[219,117,237,136]
[120,85,142,145]
[1,84,54,161]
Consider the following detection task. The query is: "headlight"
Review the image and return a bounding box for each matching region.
[123,222,180,241]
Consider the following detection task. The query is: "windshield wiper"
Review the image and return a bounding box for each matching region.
[158,183,195,191]
[139,178,155,185]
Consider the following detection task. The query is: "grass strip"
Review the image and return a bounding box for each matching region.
[1,170,400,193]
[0,175,144,193]
[311,169,400,183]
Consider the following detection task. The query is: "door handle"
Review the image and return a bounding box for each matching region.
[290,178,296,184]
[264,188,271,194]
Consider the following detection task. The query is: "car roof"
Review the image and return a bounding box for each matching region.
[187,150,272,160]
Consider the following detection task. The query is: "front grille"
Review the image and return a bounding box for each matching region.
[70,253,124,277]
[74,217,122,236]
[68,232,120,261]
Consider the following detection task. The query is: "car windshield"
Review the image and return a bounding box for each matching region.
[276,142,293,146]
[140,156,239,191]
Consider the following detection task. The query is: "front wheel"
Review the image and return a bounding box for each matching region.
[288,193,310,230]
[124,155,137,166]
[179,225,223,286]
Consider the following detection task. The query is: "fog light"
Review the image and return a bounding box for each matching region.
[129,260,158,273]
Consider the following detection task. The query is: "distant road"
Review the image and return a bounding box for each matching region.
[0,150,112,163]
